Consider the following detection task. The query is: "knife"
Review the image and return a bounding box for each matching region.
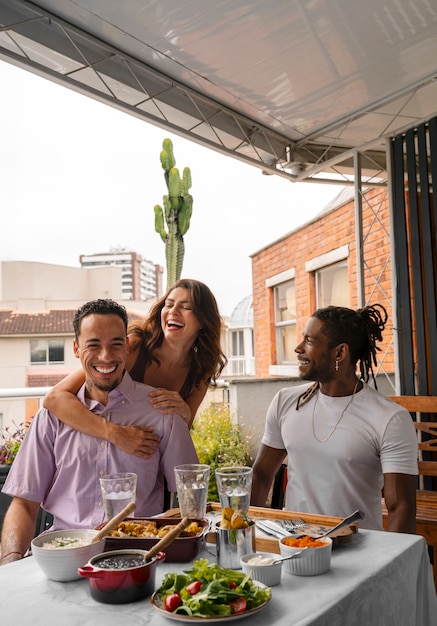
[255,520,288,539]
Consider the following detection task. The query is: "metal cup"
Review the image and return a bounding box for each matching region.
[215,520,256,569]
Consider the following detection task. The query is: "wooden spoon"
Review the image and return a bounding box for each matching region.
[92,501,136,543]
[144,517,192,561]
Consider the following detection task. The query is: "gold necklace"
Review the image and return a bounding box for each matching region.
[311,381,360,443]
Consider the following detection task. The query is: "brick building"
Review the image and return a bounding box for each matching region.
[251,186,393,380]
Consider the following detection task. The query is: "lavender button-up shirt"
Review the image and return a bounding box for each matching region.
[3,372,199,530]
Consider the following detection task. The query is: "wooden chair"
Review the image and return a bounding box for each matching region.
[385,396,437,590]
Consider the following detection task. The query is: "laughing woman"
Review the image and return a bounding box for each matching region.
[43,279,227,458]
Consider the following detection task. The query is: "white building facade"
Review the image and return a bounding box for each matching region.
[224,295,255,377]
[0,260,153,431]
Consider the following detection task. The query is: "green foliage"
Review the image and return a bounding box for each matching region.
[191,404,252,502]
[0,422,28,465]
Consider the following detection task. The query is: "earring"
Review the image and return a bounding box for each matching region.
[335,360,339,371]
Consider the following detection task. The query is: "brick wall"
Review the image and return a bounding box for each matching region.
[27,373,69,388]
[251,187,393,377]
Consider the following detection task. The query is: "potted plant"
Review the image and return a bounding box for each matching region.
[0,421,29,526]
[0,421,28,467]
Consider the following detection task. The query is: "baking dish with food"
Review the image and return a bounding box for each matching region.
[96,517,210,562]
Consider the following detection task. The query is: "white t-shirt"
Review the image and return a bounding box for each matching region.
[262,382,418,530]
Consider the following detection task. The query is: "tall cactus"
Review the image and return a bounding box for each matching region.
[154,138,193,290]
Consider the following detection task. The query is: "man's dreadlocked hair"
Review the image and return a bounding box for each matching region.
[313,303,388,385]
[296,303,388,410]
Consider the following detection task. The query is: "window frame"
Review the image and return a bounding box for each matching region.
[231,329,245,358]
[273,279,297,365]
[266,268,299,376]
[306,245,350,309]
[30,338,65,365]
[315,259,350,309]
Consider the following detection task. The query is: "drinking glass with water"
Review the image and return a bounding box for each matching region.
[174,464,210,519]
[99,472,137,520]
[215,466,253,515]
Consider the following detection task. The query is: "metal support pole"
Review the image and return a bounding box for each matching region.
[385,137,401,393]
[354,152,365,307]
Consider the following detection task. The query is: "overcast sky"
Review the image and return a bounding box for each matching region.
[0,60,341,317]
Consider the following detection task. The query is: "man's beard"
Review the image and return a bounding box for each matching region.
[94,380,121,392]
[300,365,333,384]
[92,372,124,393]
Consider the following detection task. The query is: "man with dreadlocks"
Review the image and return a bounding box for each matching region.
[251,304,418,532]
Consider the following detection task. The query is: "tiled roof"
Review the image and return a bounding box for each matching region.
[0,309,145,336]
[0,310,75,335]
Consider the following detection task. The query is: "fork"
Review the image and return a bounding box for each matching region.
[283,518,306,532]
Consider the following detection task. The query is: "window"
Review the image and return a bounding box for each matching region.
[30,339,64,364]
[315,260,349,308]
[231,330,245,357]
[274,279,296,363]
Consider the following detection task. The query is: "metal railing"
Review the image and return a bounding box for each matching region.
[0,388,51,400]
[224,357,255,376]
[0,388,51,429]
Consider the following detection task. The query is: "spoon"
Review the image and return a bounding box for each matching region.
[270,548,312,564]
[144,516,192,561]
[248,548,312,566]
[316,509,364,539]
[92,501,136,543]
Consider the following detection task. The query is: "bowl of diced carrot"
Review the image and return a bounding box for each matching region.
[279,534,332,576]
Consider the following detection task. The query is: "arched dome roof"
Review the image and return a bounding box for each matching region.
[229,295,253,329]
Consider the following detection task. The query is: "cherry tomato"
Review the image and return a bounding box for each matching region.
[230,598,247,614]
[164,593,182,612]
[228,581,237,589]
[186,580,202,595]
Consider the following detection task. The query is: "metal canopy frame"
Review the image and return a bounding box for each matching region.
[0,0,392,187]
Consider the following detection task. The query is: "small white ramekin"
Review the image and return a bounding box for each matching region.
[240,552,282,586]
[279,534,332,576]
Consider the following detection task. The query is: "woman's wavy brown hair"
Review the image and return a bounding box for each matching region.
[128,278,227,398]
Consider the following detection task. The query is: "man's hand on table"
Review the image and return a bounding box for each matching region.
[0,551,23,566]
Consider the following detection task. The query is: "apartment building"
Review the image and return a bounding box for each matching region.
[80,248,163,301]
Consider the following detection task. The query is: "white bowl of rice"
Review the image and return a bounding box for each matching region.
[31,529,106,581]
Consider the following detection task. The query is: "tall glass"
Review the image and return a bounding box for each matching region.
[215,466,253,515]
[174,464,210,519]
[99,472,137,520]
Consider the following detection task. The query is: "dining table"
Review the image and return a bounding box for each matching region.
[1,516,436,626]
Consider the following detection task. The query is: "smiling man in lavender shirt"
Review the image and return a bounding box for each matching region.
[0,298,198,566]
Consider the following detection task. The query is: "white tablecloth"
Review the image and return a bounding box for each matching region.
[1,529,436,626]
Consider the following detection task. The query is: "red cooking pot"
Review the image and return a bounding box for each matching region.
[78,549,165,604]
